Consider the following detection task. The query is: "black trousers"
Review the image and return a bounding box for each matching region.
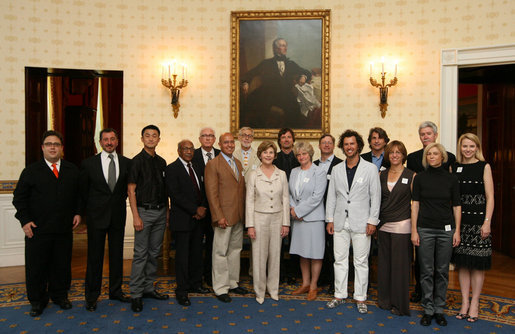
[85,222,125,302]
[201,219,214,283]
[174,223,204,296]
[25,232,72,305]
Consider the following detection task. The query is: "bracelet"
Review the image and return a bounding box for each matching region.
[484,218,490,221]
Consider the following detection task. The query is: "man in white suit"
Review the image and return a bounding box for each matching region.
[324,130,381,314]
[233,127,260,180]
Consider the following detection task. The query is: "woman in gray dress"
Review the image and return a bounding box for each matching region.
[288,142,327,301]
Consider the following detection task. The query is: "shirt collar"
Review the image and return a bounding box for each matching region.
[101,150,117,159]
[220,152,234,163]
[45,159,60,168]
[178,157,191,167]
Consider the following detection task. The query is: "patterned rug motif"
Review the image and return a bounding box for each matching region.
[0,277,513,333]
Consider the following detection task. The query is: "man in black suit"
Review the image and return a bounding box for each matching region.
[13,130,81,317]
[314,134,343,294]
[166,140,211,306]
[361,127,390,172]
[193,127,220,286]
[81,128,131,311]
[240,38,312,129]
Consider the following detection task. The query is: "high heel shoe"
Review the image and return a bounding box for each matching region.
[307,289,318,301]
[291,285,310,295]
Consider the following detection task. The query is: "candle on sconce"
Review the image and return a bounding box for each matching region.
[369,63,373,77]
[168,65,171,80]
[394,63,398,77]
[162,66,165,81]
[185,65,187,80]
[182,64,185,81]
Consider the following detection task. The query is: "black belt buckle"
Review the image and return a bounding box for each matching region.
[141,203,164,210]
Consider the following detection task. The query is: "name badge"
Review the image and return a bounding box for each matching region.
[252,165,257,170]
[401,178,408,184]
[456,167,463,173]
[445,225,451,231]
[303,177,310,183]
[356,177,363,184]
[326,174,331,180]
[379,166,387,172]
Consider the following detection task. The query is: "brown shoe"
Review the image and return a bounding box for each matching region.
[291,285,310,295]
[307,289,318,301]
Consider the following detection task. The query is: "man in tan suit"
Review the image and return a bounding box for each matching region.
[205,132,247,303]
[233,127,260,179]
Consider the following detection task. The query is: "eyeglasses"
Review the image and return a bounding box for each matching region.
[180,147,195,151]
[240,134,253,139]
[43,142,62,147]
[200,134,215,138]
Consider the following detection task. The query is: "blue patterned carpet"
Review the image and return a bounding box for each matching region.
[1,277,513,333]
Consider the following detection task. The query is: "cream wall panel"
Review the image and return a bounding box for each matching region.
[0,194,25,267]
[0,0,514,177]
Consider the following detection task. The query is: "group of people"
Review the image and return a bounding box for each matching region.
[12,121,494,328]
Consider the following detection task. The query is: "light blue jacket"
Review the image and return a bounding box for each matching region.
[289,164,327,222]
[325,157,381,233]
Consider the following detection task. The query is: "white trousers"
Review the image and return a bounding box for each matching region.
[212,223,243,296]
[333,228,371,301]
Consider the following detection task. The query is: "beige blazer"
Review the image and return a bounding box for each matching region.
[233,146,261,178]
[245,166,290,228]
[205,154,246,227]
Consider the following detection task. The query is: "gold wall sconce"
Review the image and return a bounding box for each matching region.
[161,61,188,118]
[369,58,398,118]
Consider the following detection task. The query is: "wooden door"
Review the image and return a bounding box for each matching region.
[482,84,515,256]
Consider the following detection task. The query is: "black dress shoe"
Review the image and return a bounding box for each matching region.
[434,313,448,326]
[131,297,143,312]
[85,300,97,312]
[216,293,232,303]
[109,293,131,303]
[420,313,433,326]
[410,291,421,303]
[188,286,211,294]
[54,298,72,310]
[29,304,43,317]
[142,290,169,300]
[176,295,191,306]
[229,286,248,295]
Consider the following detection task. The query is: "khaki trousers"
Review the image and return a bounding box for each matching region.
[212,222,243,295]
[251,211,282,303]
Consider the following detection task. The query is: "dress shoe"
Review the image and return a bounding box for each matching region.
[142,290,169,300]
[216,293,232,303]
[307,289,318,301]
[327,284,335,295]
[29,304,44,317]
[131,297,143,312]
[188,286,211,294]
[410,291,422,303]
[109,293,131,303]
[420,313,433,326]
[176,295,191,306]
[204,277,213,287]
[85,300,97,312]
[291,285,310,295]
[434,313,448,326]
[54,298,72,310]
[229,286,248,295]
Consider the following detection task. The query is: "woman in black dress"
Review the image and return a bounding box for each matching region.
[377,141,415,316]
[452,133,494,323]
[411,143,461,327]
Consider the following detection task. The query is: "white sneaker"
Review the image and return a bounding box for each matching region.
[326,298,345,309]
[357,302,368,314]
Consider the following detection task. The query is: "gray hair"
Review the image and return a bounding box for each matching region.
[293,142,314,160]
[177,139,193,150]
[199,127,215,136]
[418,121,438,135]
[238,127,254,136]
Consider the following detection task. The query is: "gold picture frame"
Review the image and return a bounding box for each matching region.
[230,10,330,139]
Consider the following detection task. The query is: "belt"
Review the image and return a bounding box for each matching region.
[139,204,166,210]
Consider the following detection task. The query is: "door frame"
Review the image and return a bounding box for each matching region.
[440,44,515,152]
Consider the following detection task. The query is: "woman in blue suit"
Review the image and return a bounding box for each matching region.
[289,142,327,301]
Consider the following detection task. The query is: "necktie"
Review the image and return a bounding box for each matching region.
[230,159,239,181]
[51,163,59,179]
[188,163,201,199]
[108,154,116,192]
[206,152,212,161]
[243,151,249,168]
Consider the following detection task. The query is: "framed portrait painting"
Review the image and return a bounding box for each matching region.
[230,10,330,139]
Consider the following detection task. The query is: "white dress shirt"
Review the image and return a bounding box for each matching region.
[100,150,119,182]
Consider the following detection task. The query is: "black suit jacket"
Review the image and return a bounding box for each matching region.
[80,153,131,229]
[314,155,343,203]
[193,147,220,178]
[165,158,208,232]
[13,159,80,235]
[361,151,390,170]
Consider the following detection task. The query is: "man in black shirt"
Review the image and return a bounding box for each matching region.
[128,125,169,312]
[273,128,300,284]
[406,121,456,303]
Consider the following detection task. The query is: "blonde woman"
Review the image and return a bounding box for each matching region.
[245,141,290,304]
[452,133,494,323]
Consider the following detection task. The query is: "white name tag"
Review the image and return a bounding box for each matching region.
[252,165,257,170]
[303,177,310,183]
[456,167,463,173]
[326,174,331,180]
[356,177,363,184]
[380,166,387,172]
[201,176,204,182]
[445,225,451,231]
[402,178,408,184]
